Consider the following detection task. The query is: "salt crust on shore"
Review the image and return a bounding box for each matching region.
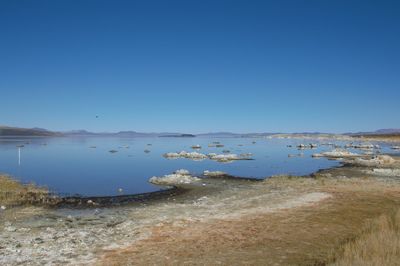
[217,192,332,220]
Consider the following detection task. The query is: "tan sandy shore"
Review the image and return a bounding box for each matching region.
[98,162,400,265]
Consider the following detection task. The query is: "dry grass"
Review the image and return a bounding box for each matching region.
[0,174,50,206]
[98,176,400,265]
[331,209,400,266]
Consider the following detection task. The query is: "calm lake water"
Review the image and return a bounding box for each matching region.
[0,136,393,197]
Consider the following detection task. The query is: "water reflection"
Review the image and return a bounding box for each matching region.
[0,136,395,197]
[18,147,21,166]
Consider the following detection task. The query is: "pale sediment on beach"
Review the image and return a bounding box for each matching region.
[208,191,332,220]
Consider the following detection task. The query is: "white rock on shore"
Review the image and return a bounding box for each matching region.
[149,169,200,185]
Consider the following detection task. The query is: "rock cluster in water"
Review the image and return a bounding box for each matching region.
[163,151,252,162]
[297,143,318,149]
[312,149,360,159]
[344,143,380,150]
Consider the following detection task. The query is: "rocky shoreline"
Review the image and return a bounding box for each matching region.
[1,148,400,265]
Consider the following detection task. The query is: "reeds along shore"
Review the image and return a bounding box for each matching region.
[0,175,50,207]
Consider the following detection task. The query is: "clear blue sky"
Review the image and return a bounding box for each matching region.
[1,0,399,133]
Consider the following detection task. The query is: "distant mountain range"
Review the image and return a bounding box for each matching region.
[63,130,157,137]
[63,130,195,137]
[0,126,195,137]
[0,125,399,137]
[0,126,61,136]
[346,129,400,136]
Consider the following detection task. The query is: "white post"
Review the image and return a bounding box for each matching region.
[18,147,21,165]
